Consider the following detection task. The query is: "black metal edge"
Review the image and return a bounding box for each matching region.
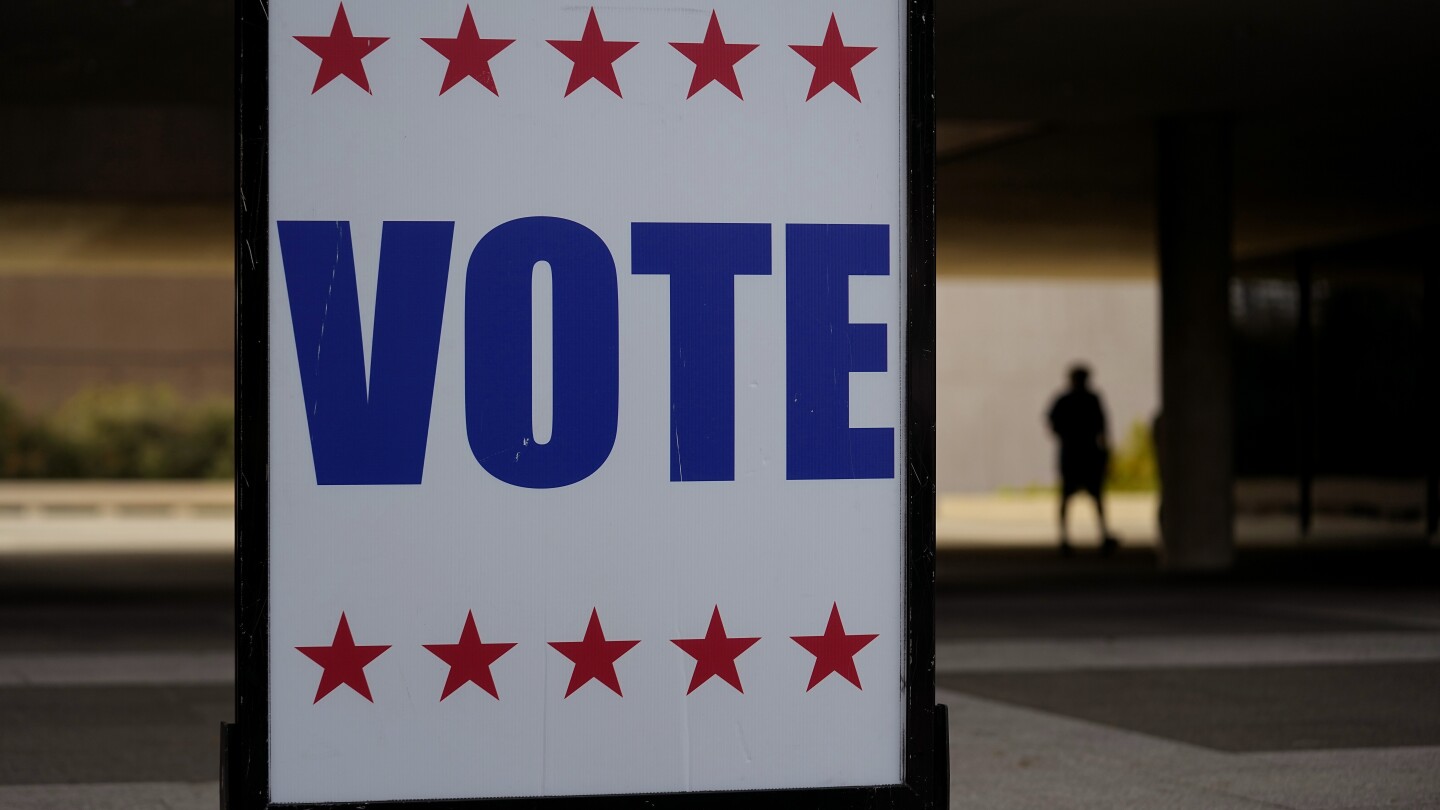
[229,2,940,807]
[231,0,272,808]
[901,0,943,805]
[1295,252,1313,538]
[1428,244,1440,538]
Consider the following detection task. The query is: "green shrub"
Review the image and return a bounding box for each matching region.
[1107,419,1157,492]
[0,385,233,479]
[0,393,68,477]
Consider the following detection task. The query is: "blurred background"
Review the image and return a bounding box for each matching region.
[1,2,1437,808]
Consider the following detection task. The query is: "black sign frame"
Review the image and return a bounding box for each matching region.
[227,1,941,807]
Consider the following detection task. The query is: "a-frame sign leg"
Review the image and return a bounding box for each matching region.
[934,704,951,809]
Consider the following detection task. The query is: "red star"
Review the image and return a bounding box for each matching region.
[789,14,876,102]
[422,6,514,96]
[294,4,388,94]
[547,8,638,97]
[423,611,517,700]
[669,11,758,100]
[548,609,640,697]
[791,603,878,691]
[671,606,760,694]
[296,613,390,703]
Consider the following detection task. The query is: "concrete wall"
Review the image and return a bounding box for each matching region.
[936,277,1159,493]
[0,276,233,409]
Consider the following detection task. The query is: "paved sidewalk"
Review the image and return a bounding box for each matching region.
[933,568,1440,809]
[1,482,1437,808]
[0,556,1435,808]
[941,689,1439,809]
[938,491,1158,548]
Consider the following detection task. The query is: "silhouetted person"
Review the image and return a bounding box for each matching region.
[1047,364,1118,556]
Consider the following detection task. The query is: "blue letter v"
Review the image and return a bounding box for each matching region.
[278,221,454,485]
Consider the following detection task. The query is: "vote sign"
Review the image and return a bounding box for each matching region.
[233,1,938,807]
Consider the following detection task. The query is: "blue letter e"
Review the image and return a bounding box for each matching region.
[785,224,894,480]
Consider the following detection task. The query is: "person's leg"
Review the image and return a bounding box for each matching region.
[1091,484,1110,537]
[1091,482,1119,555]
[1058,484,1075,555]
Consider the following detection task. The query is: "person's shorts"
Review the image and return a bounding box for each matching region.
[1060,450,1105,497]
[1061,473,1103,498]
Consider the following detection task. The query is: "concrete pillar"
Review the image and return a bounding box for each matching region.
[1157,118,1235,571]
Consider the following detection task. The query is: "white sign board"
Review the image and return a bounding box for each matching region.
[242,1,932,805]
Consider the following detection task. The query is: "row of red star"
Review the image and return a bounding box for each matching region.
[297,603,878,703]
[296,5,878,101]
